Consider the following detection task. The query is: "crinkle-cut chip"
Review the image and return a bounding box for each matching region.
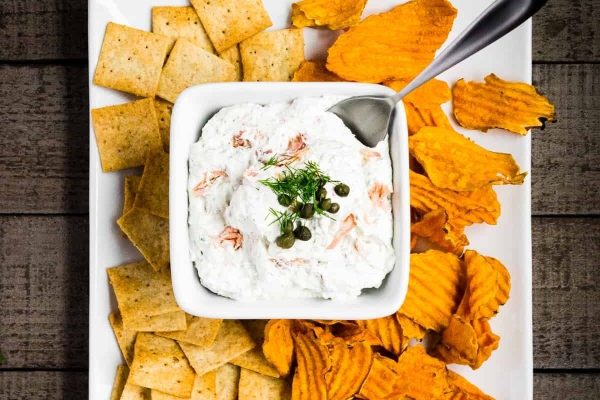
[330,323,384,347]
[117,208,170,271]
[445,370,495,400]
[158,39,237,102]
[190,0,272,53]
[399,250,465,332]
[219,45,243,81]
[215,364,240,400]
[356,354,400,399]
[109,313,137,366]
[292,332,330,400]
[93,23,171,98]
[356,316,405,356]
[156,314,223,348]
[179,320,256,376]
[463,250,511,320]
[110,364,129,400]
[107,262,180,325]
[387,78,451,107]
[129,333,195,398]
[230,348,280,378]
[291,0,368,30]
[409,127,527,191]
[292,61,345,82]
[326,0,457,82]
[91,98,163,172]
[134,150,169,219]
[263,319,295,376]
[190,371,217,400]
[410,171,501,227]
[396,313,427,341]
[125,310,186,332]
[404,101,453,135]
[123,176,142,216]
[152,6,215,54]
[411,209,469,255]
[240,29,305,82]
[453,73,556,135]
[323,336,373,400]
[390,346,450,399]
[239,368,291,400]
[154,99,173,152]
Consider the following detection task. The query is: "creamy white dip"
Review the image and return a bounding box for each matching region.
[188,96,395,300]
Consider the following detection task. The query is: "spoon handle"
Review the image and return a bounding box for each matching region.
[392,0,547,103]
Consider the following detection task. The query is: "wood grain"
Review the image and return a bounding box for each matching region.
[0,371,87,400]
[534,373,600,399]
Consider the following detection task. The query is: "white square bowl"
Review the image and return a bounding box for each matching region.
[169,82,410,320]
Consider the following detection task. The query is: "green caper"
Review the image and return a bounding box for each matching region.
[316,187,327,201]
[334,183,350,197]
[299,203,315,219]
[294,225,312,241]
[329,203,340,214]
[289,198,301,212]
[319,198,332,211]
[277,194,292,207]
[275,232,295,249]
[281,220,293,234]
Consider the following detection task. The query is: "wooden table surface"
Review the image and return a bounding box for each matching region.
[0,0,598,398]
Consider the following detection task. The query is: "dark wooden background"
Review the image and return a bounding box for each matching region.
[0,0,598,398]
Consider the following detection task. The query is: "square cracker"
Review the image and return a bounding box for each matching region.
[107,261,180,324]
[117,208,170,271]
[216,364,240,400]
[157,39,237,102]
[151,390,190,400]
[110,364,129,400]
[129,333,196,398]
[179,320,255,376]
[238,368,290,400]
[134,151,169,219]
[219,45,243,81]
[154,99,173,152]
[190,0,272,53]
[122,371,151,400]
[230,348,279,378]
[109,313,137,365]
[94,23,171,97]
[156,314,223,348]
[125,310,187,332]
[240,29,305,82]
[123,176,142,216]
[91,98,163,172]
[191,371,217,400]
[152,7,215,54]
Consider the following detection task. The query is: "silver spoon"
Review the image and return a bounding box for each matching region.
[329,0,549,147]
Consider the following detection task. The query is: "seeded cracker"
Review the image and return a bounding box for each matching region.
[117,208,170,271]
[125,310,187,332]
[110,364,129,400]
[123,176,142,216]
[152,6,215,54]
[191,371,217,400]
[109,313,137,366]
[134,151,169,219]
[240,29,305,81]
[156,314,223,348]
[238,368,290,400]
[190,0,272,53]
[230,348,280,378]
[94,23,171,97]
[91,98,162,172]
[157,39,237,102]
[219,45,243,81]
[154,99,173,152]
[216,364,241,400]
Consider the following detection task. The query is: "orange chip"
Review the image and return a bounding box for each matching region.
[356,354,400,400]
[445,370,494,400]
[453,73,556,135]
[410,171,500,227]
[292,0,368,30]
[322,336,373,400]
[330,322,384,348]
[463,250,511,320]
[396,313,427,341]
[292,332,330,400]
[404,102,453,135]
[399,250,465,332]
[292,61,344,82]
[411,209,469,255]
[356,316,405,356]
[409,127,527,191]
[263,319,295,377]
[327,0,457,83]
[390,346,450,399]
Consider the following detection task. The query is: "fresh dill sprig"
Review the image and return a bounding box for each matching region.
[259,161,333,203]
[268,208,298,231]
[260,154,280,170]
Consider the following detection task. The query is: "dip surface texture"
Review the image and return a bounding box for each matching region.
[188,96,395,300]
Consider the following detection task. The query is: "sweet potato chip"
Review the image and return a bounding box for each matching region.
[329,322,384,348]
[123,176,142,216]
[179,320,255,376]
[410,171,500,227]
[323,336,373,400]
[327,0,457,82]
[404,102,453,135]
[109,313,137,365]
[216,364,241,400]
[152,6,215,53]
[356,354,400,399]
[156,314,223,348]
[409,127,527,191]
[239,368,291,400]
[263,319,295,376]
[110,364,129,400]
[291,0,367,30]
[231,348,280,378]
[154,99,173,152]
[390,346,450,399]
[191,371,217,400]
[411,209,469,255]
[399,250,465,332]
[292,61,344,82]
[129,333,195,398]
[445,370,494,400]
[453,73,556,135]
[356,316,405,356]
[118,208,170,271]
[463,250,511,320]
[292,332,330,400]
[396,313,427,341]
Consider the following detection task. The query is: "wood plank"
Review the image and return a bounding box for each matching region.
[0,0,87,61]
[531,64,600,215]
[534,373,600,399]
[0,371,87,400]
[533,0,600,63]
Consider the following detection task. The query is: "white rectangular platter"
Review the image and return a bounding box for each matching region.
[89,0,533,398]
